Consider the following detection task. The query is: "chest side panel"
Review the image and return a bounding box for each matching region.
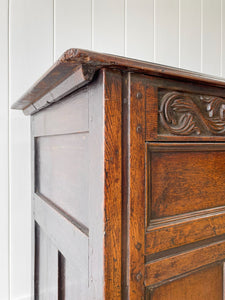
[32,72,105,299]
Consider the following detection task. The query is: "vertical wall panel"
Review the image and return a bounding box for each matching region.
[10,0,53,299]
[180,0,201,71]
[202,0,221,76]
[54,0,92,60]
[0,0,9,299]
[93,0,125,55]
[222,0,225,77]
[155,0,179,67]
[126,0,154,61]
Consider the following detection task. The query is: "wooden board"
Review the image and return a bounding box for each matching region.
[35,224,58,299]
[148,144,225,219]
[36,133,89,228]
[147,264,223,300]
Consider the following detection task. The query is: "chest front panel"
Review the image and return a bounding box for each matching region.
[139,75,225,299]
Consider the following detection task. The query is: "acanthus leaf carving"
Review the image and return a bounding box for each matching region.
[159,91,225,136]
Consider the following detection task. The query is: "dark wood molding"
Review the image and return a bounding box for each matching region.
[12,48,225,114]
[145,236,225,287]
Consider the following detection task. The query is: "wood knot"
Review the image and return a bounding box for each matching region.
[136,92,143,100]
[136,125,143,134]
[136,272,143,282]
[135,242,142,251]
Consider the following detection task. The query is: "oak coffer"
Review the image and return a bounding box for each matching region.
[12,49,225,300]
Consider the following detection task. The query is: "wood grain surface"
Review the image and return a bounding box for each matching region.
[125,73,147,299]
[12,48,225,114]
[15,50,225,299]
[147,264,223,300]
[148,145,225,219]
[145,237,225,286]
[103,69,123,299]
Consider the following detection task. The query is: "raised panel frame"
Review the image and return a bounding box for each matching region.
[145,76,225,142]
[146,142,225,257]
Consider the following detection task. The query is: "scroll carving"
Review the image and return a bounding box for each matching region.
[159,91,225,136]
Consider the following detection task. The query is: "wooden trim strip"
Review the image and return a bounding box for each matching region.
[126,73,147,299]
[146,210,225,256]
[223,262,225,300]
[148,205,225,229]
[121,73,129,299]
[103,69,122,299]
[34,222,40,299]
[35,192,89,236]
[12,48,225,114]
[145,237,225,287]
[148,142,225,152]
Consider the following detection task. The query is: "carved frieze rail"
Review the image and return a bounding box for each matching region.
[159,90,225,136]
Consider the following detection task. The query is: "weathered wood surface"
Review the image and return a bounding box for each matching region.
[147,264,223,300]
[103,69,123,299]
[13,50,225,299]
[12,48,225,114]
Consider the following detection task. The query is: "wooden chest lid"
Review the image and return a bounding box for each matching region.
[12,48,225,115]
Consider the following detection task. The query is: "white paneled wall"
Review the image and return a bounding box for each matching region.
[126,0,154,61]
[223,0,225,76]
[9,0,53,299]
[180,0,201,72]
[223,0,225,75]
[93,0,125,55]
[155,0,179,66]
[202,0,222,75]
[1,0,224,299]
[0,0,9,299]
[54,0,92,59]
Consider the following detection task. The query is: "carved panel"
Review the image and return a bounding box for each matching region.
[159,90,225,136]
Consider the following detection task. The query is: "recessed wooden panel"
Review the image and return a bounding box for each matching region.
[32,88,89,137]
[64,256,88,300]
[148,144,225,220]
[35,224,58,299]
[57,251,89,300]
[35,133,89,227]
[148,264,223,300]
